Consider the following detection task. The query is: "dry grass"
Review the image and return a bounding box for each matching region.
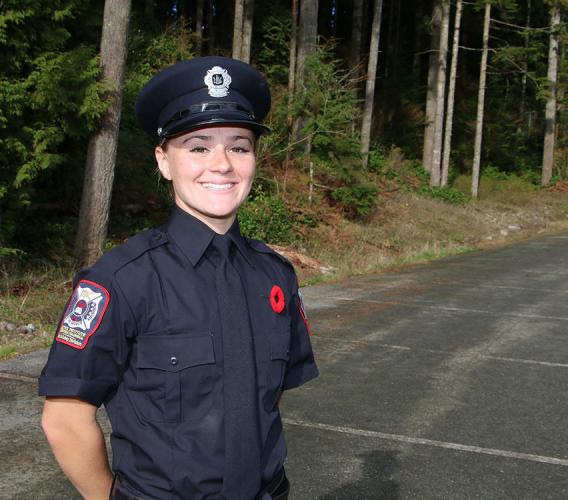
[0,264,72,359]
[295,185,568,284]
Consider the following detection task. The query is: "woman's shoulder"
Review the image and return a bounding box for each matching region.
[245,238,297,278]
[81,228,170,283]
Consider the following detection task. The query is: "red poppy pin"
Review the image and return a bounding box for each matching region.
[270,285,285,314]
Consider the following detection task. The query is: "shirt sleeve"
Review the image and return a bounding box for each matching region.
[282,282,319,391]
[38,269,135,407]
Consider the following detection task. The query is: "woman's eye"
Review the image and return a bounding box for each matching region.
[231,146,250,153]
[189,146,208,153]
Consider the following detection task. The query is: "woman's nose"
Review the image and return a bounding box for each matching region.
[211,146,232,173]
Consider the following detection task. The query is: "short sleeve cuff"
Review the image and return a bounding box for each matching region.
[38,376,113,407]
[282,363,319,391]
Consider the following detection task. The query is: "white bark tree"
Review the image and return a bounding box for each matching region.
[75,0,132,268]
[542,3,561,186]
[195,0,204,55]
[232,0,245,59]
[471,1,491,199]
[441,0,464,186]
[430,0,450,187]
[422,1,443,173]
[240,0,255,63]
[361,0,384,168]
[296,0,318,87]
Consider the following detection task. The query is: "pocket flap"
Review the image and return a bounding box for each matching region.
[269,331,290,361]
[137,333,215,372]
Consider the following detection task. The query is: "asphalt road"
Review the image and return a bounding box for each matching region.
[2,231,568,499]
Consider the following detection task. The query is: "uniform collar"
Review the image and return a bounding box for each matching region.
[166,206,255,268]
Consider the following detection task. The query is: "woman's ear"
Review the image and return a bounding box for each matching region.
[155,145,172,180]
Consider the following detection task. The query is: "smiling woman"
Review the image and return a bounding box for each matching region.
[38,56,318,500]
[155,126,257,234]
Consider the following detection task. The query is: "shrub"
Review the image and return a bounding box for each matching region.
[418,186,468,205]
[239,191,293,244]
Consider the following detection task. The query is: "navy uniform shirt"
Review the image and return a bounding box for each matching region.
[39,207,318,499]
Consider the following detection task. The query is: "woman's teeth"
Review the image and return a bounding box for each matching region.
[202,183,234,191]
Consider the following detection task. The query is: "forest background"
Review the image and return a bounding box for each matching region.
[1,0,568,357]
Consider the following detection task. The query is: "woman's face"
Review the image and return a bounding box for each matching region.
[155,126,256,233]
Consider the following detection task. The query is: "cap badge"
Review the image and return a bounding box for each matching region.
[204,66,231,98]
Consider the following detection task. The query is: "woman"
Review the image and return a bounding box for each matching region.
[39,56,318,500]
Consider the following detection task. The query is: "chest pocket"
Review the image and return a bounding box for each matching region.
[263,329,290,412]
[131,333,217,423]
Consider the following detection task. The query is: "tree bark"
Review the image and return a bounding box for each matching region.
[75,0,131,268]
[288,0,299,101]
[471,1,491,199]
[429,0,450,187]
[144,0,154,23]
[411,1,425,82]
[232,0,245,59]
[542,3,561,186]
[208,0,216,52]
[195,0,204,55]
[422,0,442,173]
[360,0,384,168]
[519,0,531,136]
[240,0,254,63]
[441,0,463,187]
[351,0,364,73]
[296,0,319,87]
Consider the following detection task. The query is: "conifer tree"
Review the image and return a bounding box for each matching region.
[75,0,132,267]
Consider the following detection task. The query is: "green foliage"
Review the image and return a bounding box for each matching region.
[256,16,290,85]
[239,189,293,244]
[331,182,380,218]
[0,0,105,250]
[418,186,469,205]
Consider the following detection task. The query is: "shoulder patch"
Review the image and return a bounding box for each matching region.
[56,280,110,350]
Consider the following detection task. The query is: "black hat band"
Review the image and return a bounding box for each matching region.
[158,102,256,138]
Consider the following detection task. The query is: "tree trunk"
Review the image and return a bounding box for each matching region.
[75,0,131,268]
[288,0,299,101]
[180,0,191,25]
[519,0,531,136]
[144,0,154,22]
[542,3,561,186]
[240,0,254,63]
[441,0,463,187]
[471,1,491,199]
[296,0,319,87]
[293,0,318,140]
[195,0,204,55]
[429,0,450,187]
[422,0,442,173]
[360,0,384,168]
[288,0,299,133]
[411,1,425,82]
[351,0,364,73]
[232,0,245,59]
[208,0,216,52]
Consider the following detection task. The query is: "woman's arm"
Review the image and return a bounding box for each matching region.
[42,397,113,500]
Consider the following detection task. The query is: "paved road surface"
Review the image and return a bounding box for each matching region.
[1,232,568,499]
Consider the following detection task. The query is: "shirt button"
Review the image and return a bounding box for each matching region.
[170,356,178,365]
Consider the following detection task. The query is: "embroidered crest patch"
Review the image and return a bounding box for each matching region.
[270,285,285,314]
[204,66,231,97]
[56,280,110,349]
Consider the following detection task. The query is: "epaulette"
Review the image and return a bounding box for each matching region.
[245,238,294,269]
[90,228,169,277]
